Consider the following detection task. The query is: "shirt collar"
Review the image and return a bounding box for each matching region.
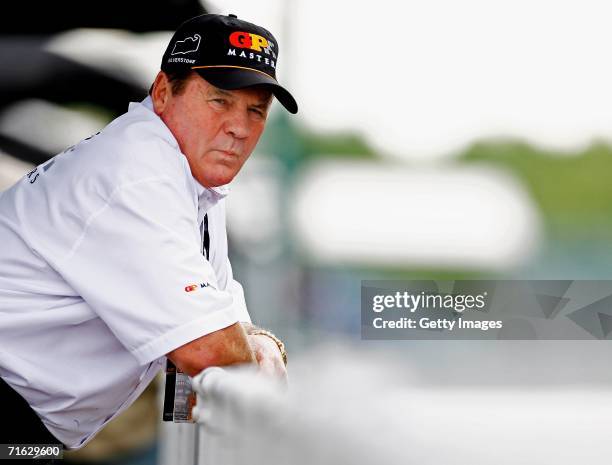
[194,179,231,202]
[134,96,231,201]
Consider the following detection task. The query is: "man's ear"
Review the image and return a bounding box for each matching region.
[151,71,171,115]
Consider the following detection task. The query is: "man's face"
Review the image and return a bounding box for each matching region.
[153,72,272,187]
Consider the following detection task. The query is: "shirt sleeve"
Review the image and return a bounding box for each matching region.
[226,267,251,323]
[54,175,243,365]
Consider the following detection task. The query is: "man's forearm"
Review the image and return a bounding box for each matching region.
[168,322,256,376]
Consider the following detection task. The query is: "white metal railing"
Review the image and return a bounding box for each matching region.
[160,362,612,465]
[190,366,286,465]
[160,365,400,465]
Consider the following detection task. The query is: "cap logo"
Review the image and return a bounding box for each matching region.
[229,31,270,52]
[171,34,201,55]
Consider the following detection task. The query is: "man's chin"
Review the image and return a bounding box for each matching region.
[197,171,237,188]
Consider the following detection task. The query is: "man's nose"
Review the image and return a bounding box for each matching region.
[223,109,249,139]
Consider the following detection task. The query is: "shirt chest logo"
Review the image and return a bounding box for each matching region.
[184,282,212,293]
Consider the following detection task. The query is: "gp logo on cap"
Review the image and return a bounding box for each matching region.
[229,31,271,52]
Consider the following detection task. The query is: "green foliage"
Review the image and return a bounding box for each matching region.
[259,112,377,167]
[460,140,612,240]
[296,128,377,161]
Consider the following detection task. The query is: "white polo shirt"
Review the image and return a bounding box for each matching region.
[0,97,251,448]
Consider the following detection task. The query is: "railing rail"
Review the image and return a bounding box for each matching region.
[160,364,612,465]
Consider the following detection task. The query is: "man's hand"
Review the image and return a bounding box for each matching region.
[242,323,288,382]
[247,333,288,381]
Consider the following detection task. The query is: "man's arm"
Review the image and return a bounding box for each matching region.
[167,322,255,377]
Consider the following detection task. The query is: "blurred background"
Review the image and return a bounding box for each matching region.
[2,0,612,463]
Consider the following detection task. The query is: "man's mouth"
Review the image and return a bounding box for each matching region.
[216,149,239,157]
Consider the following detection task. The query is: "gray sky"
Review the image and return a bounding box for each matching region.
[208,0,612,160]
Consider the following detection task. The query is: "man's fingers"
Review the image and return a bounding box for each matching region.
[247,333,287,380]
[257,353,286,379]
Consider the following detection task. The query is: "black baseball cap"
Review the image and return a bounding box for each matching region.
[161,14,297,114]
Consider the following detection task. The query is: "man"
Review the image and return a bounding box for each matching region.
[0,13,296,452]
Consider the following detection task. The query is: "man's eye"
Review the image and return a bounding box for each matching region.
[211,98,227,106]
[249,108,264,117]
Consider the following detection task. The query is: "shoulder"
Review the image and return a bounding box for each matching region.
[97,105,186,181]
[64,102,194,199]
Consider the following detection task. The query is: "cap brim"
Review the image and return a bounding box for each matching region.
[193,67,298,114]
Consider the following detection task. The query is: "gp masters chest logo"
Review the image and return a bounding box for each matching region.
[227,31,277,69]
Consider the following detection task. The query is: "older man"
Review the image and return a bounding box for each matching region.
[0,13,295,452]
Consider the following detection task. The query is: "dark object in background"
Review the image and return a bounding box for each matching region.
[0,0,207,164]
[0,37,146,123]
[0,0,206,34]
